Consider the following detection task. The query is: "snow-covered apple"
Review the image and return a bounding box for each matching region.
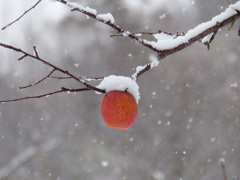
[100,90,138,130]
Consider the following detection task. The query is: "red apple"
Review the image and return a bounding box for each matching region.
[100,91,138,130]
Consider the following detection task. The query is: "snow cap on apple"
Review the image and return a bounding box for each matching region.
[97,75,140,130]
[97,75,140,103]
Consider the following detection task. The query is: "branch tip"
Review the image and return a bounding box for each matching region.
[19,69,56,89]
[18,54,28,61]
[219,159,228,180]
[1,0,42,30]
[1,1,240,102]
[33,45,39,58]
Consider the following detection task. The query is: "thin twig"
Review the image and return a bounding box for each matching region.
[1,0,42,30]
[208,30,217,44]
[55,0,160,53]
[0,90,63,103]
[0,1,240,103]
[19,69,56,89]
[18,54,28,61]
[203,30,218,50]
[219,159,228,180]
[0,87,91,103]
[50,75,104,81]
[55,0,240,80]
[131,64,151,81]
[110,30,185,38]
[133,7,240,79]
[225,0,230,5]
[60,87,91,92]
[33,45,39,58]
[157,9,240,59]
[0,42,105,93]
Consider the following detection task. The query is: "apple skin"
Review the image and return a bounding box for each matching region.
[100,91,138,130]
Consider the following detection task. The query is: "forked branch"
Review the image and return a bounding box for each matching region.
[55,0,240,77]
[0,87,92,103]
[55,0,160,53]
[0,43,105,93]
[0,1,240,102]
[156,9,240,59]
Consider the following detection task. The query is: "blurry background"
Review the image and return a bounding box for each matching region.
[0,0,240,179]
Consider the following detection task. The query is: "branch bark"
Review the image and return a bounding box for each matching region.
[19,69,56,89]
[1,0,42,30]
[54,0,240,80]
[0,1,240,102]
[157,11,240,59]
[219,159,228,180]
[0,43,105,93]
[55,0,160,53]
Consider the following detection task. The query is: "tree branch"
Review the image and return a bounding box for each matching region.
[0,43,105,93]
[0,87,91,103]
[0,1,240,102]
[156,5,240,59]
[110,30,185,38]
[54,0,240,79]
[50,76,104,81]
[1,0,42,30]
[55,0,160,53]
[219,158,228,180]
[134,2,240,78]
[19,69,56,90]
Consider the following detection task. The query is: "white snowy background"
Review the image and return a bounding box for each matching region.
[0,0,240,179]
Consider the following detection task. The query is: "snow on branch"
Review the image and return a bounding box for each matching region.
[0,43,106,103]
[56,0,240,58]
[55,0,160,53]
[153,2,240,59]
[131,1,240,77]
[149,3,239,51]
[97,13,115,24]
[55,0,240,77]
[0,1,240,102]
[0,43,105,90]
